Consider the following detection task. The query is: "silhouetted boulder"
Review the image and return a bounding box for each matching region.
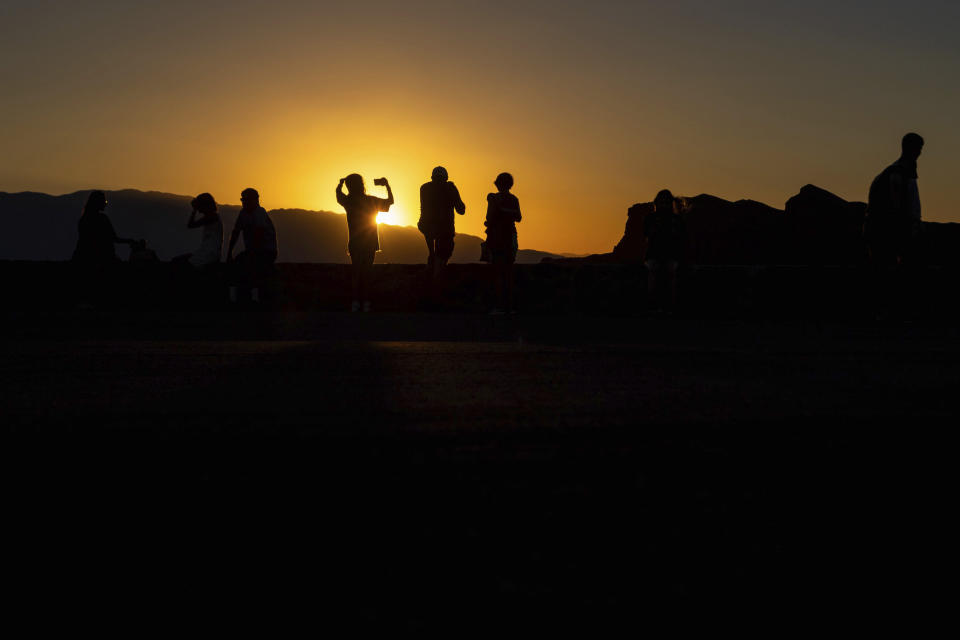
[611,202,653,262]
[598,194,785,265]
[680,195,784,265]
[783,184,867,265]
[920,222,960,266]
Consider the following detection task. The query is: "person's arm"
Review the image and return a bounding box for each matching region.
[187,208,206,229]
[382,178,394,208]
[451,183,466,215]
[484,193,497,228]
[336,178,347,207]
[499,195,521,223]
[107,217,135,245]
[226,217,242,261]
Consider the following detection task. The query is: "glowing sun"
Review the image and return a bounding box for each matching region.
[377,207,404,226]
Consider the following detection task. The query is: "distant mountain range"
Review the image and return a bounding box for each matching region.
[0,189,560,263]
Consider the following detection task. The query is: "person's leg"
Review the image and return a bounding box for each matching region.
[424,235,436,273]
[361,252,375,310]
[493,257,510,312]
[491,256,505,312]
[436,237,454,279]
[350,253,361,311]
[645,260,659,310]
[667,261,679,311]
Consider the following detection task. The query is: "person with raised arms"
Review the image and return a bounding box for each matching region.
[336,174,394,312]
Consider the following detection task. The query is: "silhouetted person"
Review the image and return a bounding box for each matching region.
[173,193,223,268]
[419,166,466,279]
[337,174,394,312]
[484,172,522,314]
[72,191,137,265]
[865,132,924,267]
[643,189,686,313]
[226,188,277,304]
[71,190,139,307]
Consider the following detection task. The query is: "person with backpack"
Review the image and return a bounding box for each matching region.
[337,173,394,312]
[419,166,466,279]
[226,188,277,303]
[643,189,686,313]
[483,172,522,314]
[864,132,924,267]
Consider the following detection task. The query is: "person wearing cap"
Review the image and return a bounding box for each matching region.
[418,166,466,279]
[484,172,522,314]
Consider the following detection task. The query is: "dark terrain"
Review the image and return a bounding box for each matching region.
[2,263,956,630]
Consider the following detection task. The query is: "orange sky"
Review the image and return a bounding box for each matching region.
[2,1,958,255]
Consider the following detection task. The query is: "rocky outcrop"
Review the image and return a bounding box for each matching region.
[552,184,959,266]
[783,184,867,265]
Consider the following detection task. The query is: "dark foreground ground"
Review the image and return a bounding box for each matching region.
[2,310,956,630]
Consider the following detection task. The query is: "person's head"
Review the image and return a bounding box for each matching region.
[494,172,513,192]
[240,188,260,211]
[191,192,218,215]
[901,132,924,162]
[654,189,676,214]
[344,173,365,195]
[431,166,448,182]
[83,190,107,216]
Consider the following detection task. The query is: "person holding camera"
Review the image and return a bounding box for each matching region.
[336,174,394,312]
[419,166,466,279]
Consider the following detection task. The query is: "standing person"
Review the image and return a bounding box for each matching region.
[419,166,466,279]
[226,188,277,303]
[173,192,223,268]
[865,132,924,267]
[336,174,394,312]
[484,172,522,314]
[642,189,686,313]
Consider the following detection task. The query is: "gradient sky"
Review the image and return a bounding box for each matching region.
[2,0,958,254]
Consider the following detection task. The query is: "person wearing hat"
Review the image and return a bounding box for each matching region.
[418,166,466,279]
[483,172,522,314]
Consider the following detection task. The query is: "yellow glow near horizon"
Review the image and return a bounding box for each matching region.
[377,205,406,227]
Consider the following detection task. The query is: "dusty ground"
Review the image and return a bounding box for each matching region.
[2,311,955,629]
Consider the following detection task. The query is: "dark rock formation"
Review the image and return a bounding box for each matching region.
[551,184,960,266]
[783,184,867,265]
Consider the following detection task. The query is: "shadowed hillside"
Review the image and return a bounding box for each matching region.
[0,189,558,264]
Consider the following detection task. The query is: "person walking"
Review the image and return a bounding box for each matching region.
[865,132,925,267]
[418,166,466,279]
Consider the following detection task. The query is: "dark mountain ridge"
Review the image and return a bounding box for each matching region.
[0,189,558,264]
